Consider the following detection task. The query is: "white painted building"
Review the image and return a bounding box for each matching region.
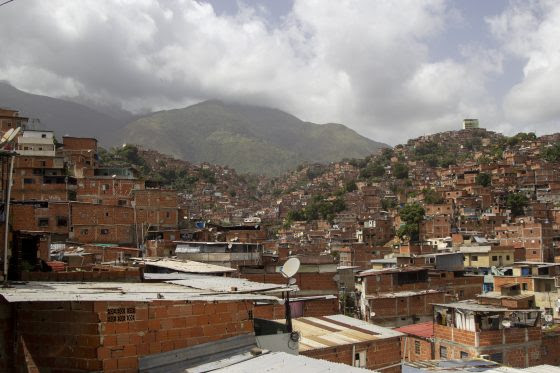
[16,130,56,156]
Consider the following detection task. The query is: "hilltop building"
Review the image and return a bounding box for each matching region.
[463,119,480,130]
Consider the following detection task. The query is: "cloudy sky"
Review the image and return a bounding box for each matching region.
[0,0,559,144]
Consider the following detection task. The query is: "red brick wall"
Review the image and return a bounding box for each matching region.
[11,203,70,235]
[9,299,255,372]
[134,190,178,208]
[301,298,338,317]
[63,137,98,151]
[302,337,402,373]
[402,336,433,361]
[542,332,560,365]
[434,324,544,367]
[253,304,285,320]
[369,292,446,321]
[494,276,534,292]
[241,272,338,294]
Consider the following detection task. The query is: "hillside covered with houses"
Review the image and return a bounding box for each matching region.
[2,107,560,370]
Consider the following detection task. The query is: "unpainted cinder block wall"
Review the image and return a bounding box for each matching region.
[6,299,255,373]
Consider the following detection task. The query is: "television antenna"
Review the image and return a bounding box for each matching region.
[280,257,300,333]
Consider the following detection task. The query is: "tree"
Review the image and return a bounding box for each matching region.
[506,193,529,218]
[542,142,560,163]
[475,173,492,187]
[398,203,425,241]
[423,188,443,204]
[392,163,409,179]
[345,180,358,192]
[360,163,385,178]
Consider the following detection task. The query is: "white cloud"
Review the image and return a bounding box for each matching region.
[488,0,560,132]
[0,0,506,144]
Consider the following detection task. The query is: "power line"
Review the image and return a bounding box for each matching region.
[0,0,15,7]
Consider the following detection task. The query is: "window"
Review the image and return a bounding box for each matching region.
[118,199,127,206]
[80,229,89,235]
[440,346,447,359]
[533,250,537,255]
[460,351,469,359]
[522,283,528,290]
[459,290,464,297]
[24,178,34,184]
[100,229,109,235]
[37,218,49,227]
[41,134,46,138]
[506,255,510,260]
[492,256,498,261]
[56,216,68,227]
[471,255,478,261]
[414,340,421,354]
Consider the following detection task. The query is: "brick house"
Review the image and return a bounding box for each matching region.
[0,281,281,372]
[395,321,434,362]
[433,300,550,367]
[288,315,403,372]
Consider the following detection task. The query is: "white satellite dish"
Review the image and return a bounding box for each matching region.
[370,311,376,317]
[502,320,511,328]
[281,257,300,278]
[288,277,297,286]
[6,127,21,143]
[1,128,15,143]
[544,315,553,323]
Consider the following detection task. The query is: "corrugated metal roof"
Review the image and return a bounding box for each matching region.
[0,281,281,303]
[433,300,508,312]
[139,258,236,274]
[357,266,427,277]
[207,351,374,372]
[404,360,560,373]
[477,292,533,300]
[366,289,443,299]
[395,322,434,338]
[143,272,198,281]
[167,275,293,294]
[281,315,402,352]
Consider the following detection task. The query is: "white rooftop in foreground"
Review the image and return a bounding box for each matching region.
[194,351,376,373]
[139,257,236,274]
[168,275,294,293]
[0,281,282,303]
[404,360,560,373]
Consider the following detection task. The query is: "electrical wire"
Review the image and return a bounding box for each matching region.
[0,0,15,8]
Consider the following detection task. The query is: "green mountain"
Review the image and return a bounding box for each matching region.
[123,100,388,175]
[0,82,132,146]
